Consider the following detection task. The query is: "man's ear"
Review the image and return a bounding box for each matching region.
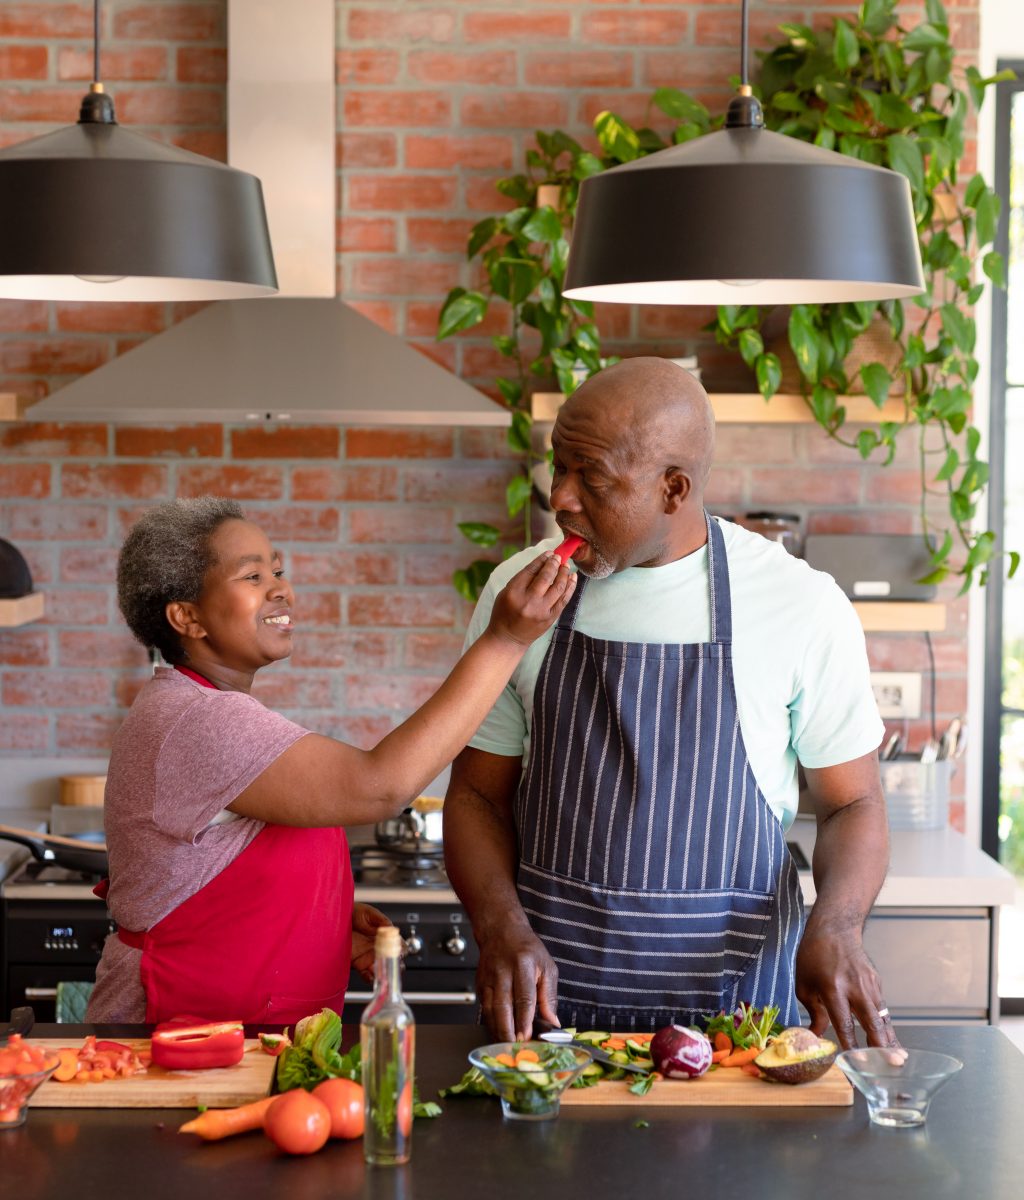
[663,467,691,513]
[165,601,207,642]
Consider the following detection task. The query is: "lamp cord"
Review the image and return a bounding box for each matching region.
[93,0,101,84]
[740,0,749,86]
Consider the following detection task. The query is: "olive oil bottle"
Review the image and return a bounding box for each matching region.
[360,926,415,1165]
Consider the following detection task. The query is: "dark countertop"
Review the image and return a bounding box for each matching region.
[6,1024,1023,1200]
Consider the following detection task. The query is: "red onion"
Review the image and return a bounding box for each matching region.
[649,1025,713,1079]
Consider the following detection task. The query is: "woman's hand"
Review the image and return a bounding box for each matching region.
[487,552,576,648]
[351,903,394,982]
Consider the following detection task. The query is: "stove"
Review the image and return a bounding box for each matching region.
[0,847,479,1025]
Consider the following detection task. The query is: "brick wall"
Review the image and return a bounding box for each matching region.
[0,1,979,827]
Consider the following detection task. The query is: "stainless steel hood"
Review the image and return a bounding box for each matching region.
[26,0,505,428]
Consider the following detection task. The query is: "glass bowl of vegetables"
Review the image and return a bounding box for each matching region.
[468,1041,593,1121]
[0,1037,59,1130]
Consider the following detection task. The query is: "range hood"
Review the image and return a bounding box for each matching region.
[27,0,506,428]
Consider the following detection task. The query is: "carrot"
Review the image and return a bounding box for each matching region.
[514,1049,540,1064]
[494,1053,516,1067]
[720,1047,760,1068]
[740,1063,762,1078]
[53,1049,80,1083]
[711,1049,731,1063]
[178,1096,277,1141]
[628,1033,654,1044]
[713,1032,733,1054]
[602,1038,627,1051]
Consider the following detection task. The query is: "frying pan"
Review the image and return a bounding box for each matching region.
[0,822,108,876]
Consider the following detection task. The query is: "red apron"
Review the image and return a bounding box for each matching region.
[108,667,354,1024]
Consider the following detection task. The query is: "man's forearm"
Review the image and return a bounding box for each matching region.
[806,792,889,936]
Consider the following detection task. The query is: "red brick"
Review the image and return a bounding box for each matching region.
[406,217,475,254]
[292,465,400,502]
[1,502,106,540]
[349,508,455,545]
[408,50,517,86]
[312,713,396,749]
[229,427,339,460]
[39,589,110,626]
[344,300,399,333]
[404,632,463,670]
[60,547,120,583]
[338,132,397,169]
[57,712,125,751]
[114,675,148,708]
[347,175,457,212]
[461,92,568,129]
[404,464,508,507]
[0,299,48,332]
[113,4,223,40]
[55,302,166,334]
[177,465,284,499]
[582,9,688,44]
[19,546,53,585]
[251,671,334,709]
[347,429,453,459]
[0,629,49,666]
[936,676,968,714]
[459,428,519,460]
[950,11,980,48]
[347,8,456,42]
[406,134,514,171]
[292,591,341,628]
[346,673,443,710]
[59,630,147,669]
[337,216,397,253]
[348,593,456,628]
[642,50,738,90]
[576,91,662,128]
[170,130,226,160]
[289,631,397,670]
[290,550,397,587]
[3,669,111,707]
[404,552,467,587]
[62,463,167,499]
[750,467,862,506]
[0,422,107,456]
[464,12,571,41]
[336,49,399,85]
[636,306,715,340]
[114,425,223,458]
[695,10,804,48]
[713,426,798,462]
[807,509,916,536]
[176,46,226,84]
[59,45,167,81]
[0,45,48,79]
[0,464,50,498]
[112,87,223,127]
[344,91,450,128]
[525,52,635,88]
[351,259,458,297]
[592,304,636,340]
[702,467,746,507]
[0,713,48,751]
[465,175,520,212]
[462,344,520,380]
[241,505,340,543]
[1,338,109,375]
[412,341,457,372]
[0,87,76,122]
[0,5,90,36]
[866,635,965,674]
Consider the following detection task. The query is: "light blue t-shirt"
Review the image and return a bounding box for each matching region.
[464,520,884,829]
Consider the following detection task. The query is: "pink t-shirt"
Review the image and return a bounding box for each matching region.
[87,667,309,1021]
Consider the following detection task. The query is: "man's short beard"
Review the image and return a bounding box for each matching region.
[577,547,615,579]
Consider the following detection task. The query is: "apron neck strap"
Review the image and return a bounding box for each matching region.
[706,512,732,645]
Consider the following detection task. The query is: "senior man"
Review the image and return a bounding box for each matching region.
[444,356,897,1050]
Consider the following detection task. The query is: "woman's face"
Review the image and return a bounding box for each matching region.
[190,519,296,672]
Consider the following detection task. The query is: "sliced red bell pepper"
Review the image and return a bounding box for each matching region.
[554,534,584,565]
[257,1032,291,1057]
[150,1021,245,1071]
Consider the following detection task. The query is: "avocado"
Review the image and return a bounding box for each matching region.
[754,1027,837,1085]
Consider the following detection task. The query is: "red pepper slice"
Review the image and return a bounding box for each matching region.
[257,1032,291,1057]
[554,534,584,565]
[150,1021,245,1071]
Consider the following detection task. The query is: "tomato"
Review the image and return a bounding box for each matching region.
[311,1078,365,1140]
[263,1090,331,1156]
[397,1081,413,1139]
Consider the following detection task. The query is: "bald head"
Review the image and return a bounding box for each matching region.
[558,357,715,491]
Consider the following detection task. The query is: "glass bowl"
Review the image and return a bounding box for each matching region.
[835,1048,962,1127]
[0,1060,59,1130]
[468,1041,592,1121]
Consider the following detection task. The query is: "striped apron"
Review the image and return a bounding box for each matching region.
[514,514,803,1030]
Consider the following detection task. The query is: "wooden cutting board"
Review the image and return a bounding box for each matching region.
[30,1040,277,1109]
[561,1063,852,1107]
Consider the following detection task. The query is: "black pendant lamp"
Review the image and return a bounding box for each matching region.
[0,0,277,301]
[563,0,924,306]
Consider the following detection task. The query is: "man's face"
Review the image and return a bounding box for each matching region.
[548,406,669,577]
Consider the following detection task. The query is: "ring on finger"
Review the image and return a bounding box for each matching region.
[877,1006,890,1020]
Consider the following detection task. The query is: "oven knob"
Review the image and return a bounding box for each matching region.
[445,932,467,957]
[404,932,423,956]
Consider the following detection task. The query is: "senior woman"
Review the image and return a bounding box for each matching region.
[87,497,574,1024]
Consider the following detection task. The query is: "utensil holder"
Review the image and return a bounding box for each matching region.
[880,759,953,830]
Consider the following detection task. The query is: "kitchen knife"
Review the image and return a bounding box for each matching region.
[0,1006,34,1045]
[537,1029,651,1074]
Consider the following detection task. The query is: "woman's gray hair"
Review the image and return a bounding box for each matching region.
[118,496,246,664]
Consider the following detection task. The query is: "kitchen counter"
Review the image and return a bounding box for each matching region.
[7,1023,1023,1200]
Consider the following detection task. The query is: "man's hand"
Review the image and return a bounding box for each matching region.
[796,924,900,1051]
[476,923,559,1042]
[351,902,394,982]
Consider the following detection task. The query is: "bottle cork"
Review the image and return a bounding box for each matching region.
[376,925,403,957]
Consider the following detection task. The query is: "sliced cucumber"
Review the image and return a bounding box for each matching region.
[575,1030,611,1046]
[581,1062,605,1079]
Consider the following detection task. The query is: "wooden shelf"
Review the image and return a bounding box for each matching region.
[532,392,906,424]
[853,601,946,633]
[0,593,45,627]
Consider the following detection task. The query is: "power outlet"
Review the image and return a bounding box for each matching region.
[870,672,922,720]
